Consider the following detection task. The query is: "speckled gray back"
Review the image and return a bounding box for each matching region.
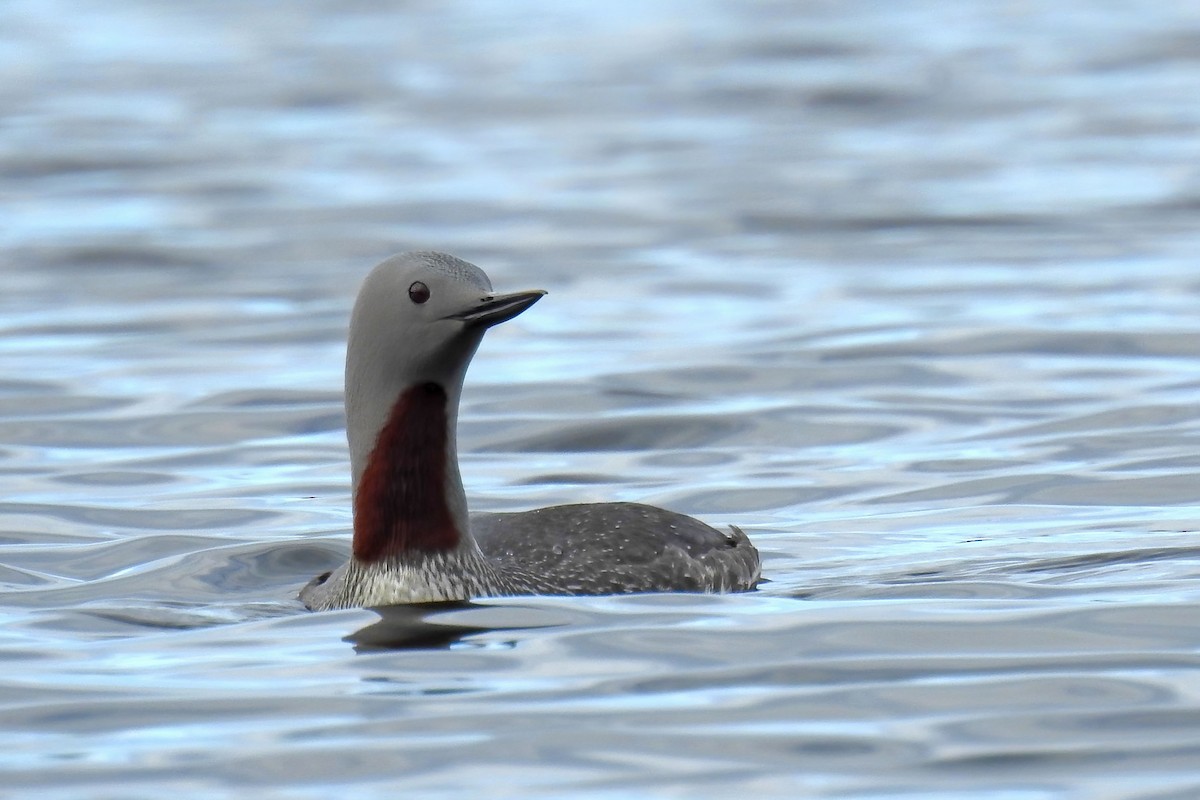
[468,502,761,595]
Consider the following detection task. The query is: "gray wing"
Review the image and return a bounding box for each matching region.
[469,501,760,594]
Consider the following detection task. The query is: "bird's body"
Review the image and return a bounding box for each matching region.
[300,252,760,610]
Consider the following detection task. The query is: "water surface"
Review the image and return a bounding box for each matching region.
[4,1,1200,797]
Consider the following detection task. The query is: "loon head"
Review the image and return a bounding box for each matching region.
[342,251,545,565]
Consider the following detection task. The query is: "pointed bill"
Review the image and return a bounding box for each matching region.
[447,289,546,328]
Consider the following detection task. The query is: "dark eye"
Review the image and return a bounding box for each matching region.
[408,281,430,304]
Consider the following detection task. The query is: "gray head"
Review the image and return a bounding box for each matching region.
[344,251,545,488]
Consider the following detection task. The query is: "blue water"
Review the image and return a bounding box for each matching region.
[4,1,1200,797]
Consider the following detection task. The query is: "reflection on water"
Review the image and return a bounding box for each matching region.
[346,602,571,652]
[4,0,1200,797]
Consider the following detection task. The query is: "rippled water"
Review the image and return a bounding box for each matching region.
[5,1,1200,797]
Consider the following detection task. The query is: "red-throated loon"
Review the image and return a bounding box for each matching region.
[300,252,760,610]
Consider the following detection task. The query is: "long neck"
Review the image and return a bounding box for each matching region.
[349,381,472,563]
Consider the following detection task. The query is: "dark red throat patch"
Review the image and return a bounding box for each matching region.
[353,382,460,563]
